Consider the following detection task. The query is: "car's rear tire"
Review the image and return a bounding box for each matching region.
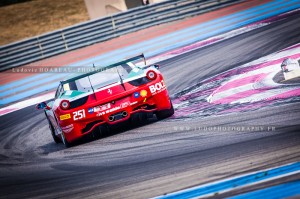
[97,124,110,137]
[61,131,72,148]
[156,103,174,120]
[50,123,61,144]
[130,112,147,125]
[47,118,61,144]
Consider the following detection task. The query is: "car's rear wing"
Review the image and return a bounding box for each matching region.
[61,54,146,85]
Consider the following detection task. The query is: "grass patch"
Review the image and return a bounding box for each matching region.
[0,0,89,45]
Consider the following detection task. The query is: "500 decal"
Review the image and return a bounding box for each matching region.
[73,109,86,120]
[149,80,166,94]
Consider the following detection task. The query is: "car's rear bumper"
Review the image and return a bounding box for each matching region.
[81,106,159,135]
[62,90,171,143]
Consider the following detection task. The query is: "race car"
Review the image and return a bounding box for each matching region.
[36,54,174,147]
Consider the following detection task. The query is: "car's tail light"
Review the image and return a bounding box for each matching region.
[146,70,157,80]
[60,100,70,110]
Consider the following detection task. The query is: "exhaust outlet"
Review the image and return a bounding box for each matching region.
[122,111,128,117]
[108,115,114,122]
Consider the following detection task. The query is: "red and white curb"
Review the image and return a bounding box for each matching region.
[172,43,300,118]
[207,44,300,104]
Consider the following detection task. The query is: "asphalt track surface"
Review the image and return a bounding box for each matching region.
[1,13,300,199]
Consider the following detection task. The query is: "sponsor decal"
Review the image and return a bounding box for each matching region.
[96,105,121,117]
[94,103,111,112]
[61,124,74,133]
[140,90,147,97]
[121,102,129,108]
[96,112,106,117]
[130,101,138,106]
[107,88,112,94]
[88,107,94,114]
[106,106,120,114]
[149,80,166,95]
[143,98,147,103]
[60,113,71,121]
[133,92,140,98]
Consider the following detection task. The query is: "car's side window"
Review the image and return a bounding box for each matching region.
[55,84,63,99]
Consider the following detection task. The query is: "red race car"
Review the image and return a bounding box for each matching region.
[36,54,174,147]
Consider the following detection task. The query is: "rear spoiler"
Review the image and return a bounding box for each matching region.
[61,54,146,84]
[125,53,146,66]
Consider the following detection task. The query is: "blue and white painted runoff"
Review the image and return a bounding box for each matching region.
[228,180,300,199]
[153,162,300,199]
[1,0,300,105]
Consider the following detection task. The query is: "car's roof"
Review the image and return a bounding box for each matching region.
[61,54,146,84]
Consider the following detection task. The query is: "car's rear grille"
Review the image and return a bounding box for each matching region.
[70,96,88,109]
[82,120,103,134]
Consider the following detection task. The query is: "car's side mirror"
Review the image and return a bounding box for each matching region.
[153,64,160,69]
[36,102,50,110]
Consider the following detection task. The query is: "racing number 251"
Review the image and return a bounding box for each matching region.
[73,109,85,120]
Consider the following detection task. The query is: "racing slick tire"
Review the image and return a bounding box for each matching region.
[130,112,148,125]
[49,122,61,144]
[97,124,110,138]
[46,116,61,144]
[156,103,174,120]
[61,131,72,148]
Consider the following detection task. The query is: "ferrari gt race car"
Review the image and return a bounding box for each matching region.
[36,54,174,147]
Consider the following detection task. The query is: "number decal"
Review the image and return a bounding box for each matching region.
[73,109,85,120]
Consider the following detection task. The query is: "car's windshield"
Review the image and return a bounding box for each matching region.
[62,62,143,92]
